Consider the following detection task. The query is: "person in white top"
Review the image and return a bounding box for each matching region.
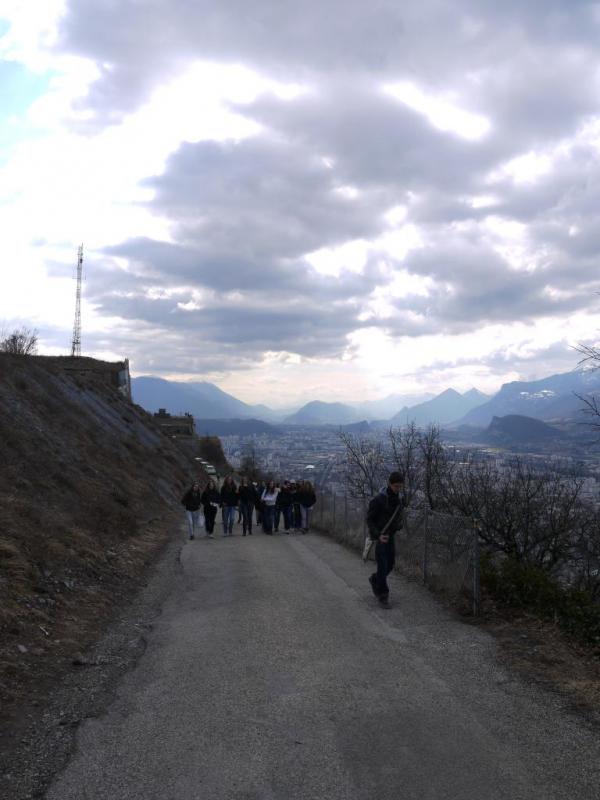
[261,480,279,534]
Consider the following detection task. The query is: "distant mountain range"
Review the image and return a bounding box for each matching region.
[454,370,600,427]
[351,392,434,420]
[131,377,436,425]
[132,377,279,421]
[131,368,600,431]
[391,388,488,427]
[283,400,363,426]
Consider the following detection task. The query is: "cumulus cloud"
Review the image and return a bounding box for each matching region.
[55,1,600,129]
[4,0,600,397]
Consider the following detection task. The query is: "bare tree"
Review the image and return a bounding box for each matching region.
[338,431,386,499]
[574,342,600,429]
[575,342,600,368]
[417,424,452,511]
[0,326,38,355]
[388,422,422,506]
[387,423,451,509]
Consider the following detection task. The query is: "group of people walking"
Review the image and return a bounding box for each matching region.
[181,468,405,610]
[181,476,317,539]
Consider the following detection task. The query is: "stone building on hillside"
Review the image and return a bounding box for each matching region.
[153,408,196,437]
[36,356,131,400]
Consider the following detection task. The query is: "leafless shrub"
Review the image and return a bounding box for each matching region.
[442,455,584,571]
[0,326,38,355]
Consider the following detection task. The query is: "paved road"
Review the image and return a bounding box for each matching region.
[46,528,600,800]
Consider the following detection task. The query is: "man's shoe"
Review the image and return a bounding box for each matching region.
[378,595,390,608]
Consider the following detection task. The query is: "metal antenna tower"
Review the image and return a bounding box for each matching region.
[71,244,84,357]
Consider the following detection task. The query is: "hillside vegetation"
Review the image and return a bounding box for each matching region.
[0,354,202,725]
[485,414,565,443]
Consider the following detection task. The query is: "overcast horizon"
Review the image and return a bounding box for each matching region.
[2,2,600,407]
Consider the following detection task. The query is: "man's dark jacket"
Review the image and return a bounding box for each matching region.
[367,487,403,541]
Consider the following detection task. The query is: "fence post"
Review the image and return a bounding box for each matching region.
[423,509,429,585]
[344,493,348,536]
[362,498,367,539]
[472,518,481,616]
[332,492,336,533]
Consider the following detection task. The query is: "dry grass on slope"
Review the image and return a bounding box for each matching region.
[0,354,201,728]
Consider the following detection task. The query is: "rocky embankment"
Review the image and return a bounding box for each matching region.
[0,354,202,748]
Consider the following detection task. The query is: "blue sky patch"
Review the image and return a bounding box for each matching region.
[0,59,54,161]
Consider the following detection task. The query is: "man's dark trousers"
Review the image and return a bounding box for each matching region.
[371,539,396,597]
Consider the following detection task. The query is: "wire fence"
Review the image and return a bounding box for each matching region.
[313,492,480,614]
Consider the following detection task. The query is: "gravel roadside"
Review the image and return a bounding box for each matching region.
[1,530,186,800]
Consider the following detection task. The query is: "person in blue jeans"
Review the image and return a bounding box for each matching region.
[220,475,238,536]
[181,480,203,540]
[261,481,279,534]
[367,471,405,608]
[297,480,317,533]
[276,481,294,532]
[238,477,257,536]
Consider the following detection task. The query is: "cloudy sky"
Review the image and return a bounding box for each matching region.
[2,1,600,407]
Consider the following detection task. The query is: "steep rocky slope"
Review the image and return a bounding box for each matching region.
[0,354,203,731]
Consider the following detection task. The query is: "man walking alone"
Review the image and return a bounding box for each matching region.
[367,471,405,608]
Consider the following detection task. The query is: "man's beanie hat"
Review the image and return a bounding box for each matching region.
[388,470,405,484]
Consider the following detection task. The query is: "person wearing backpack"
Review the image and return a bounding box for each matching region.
[366,471,405,608]
[297,480,317,533]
